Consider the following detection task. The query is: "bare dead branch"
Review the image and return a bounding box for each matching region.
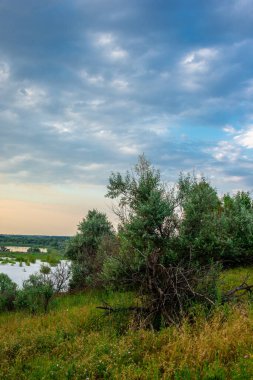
[223,281,253,301]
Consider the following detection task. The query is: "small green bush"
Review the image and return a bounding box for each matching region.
[15,273,54,313]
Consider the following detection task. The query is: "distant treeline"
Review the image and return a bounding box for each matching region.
[0,234,70,249]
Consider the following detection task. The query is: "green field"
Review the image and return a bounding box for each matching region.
[1,267,253,379]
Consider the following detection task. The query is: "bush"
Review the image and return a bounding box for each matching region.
[104,155,179,287]
[220,192,253,266]
[15,263,70,313]
[15,273,54,313]
[103,156,222,328]
[0,273,17,311]
[66,209,115,289]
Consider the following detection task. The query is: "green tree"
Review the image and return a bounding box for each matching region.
[220,191,253,265]
[103,157,220,328]
[177,173,221,264]
[104,155,178,287]
[66,209,115,289]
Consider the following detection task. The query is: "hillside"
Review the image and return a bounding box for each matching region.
[1,267,253,380]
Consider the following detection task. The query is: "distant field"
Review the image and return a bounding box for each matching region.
[1,268,253,379]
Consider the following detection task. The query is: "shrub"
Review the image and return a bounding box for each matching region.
[102,157,222,328]
[15,273,54,313]
[66,209,115,289]
[0,273,17,311]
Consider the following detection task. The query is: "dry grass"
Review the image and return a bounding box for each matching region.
[1,269,253,379]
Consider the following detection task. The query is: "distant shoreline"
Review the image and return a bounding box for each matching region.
[4,246,48,253]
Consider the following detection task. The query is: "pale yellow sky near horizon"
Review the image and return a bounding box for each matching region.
[0,182,116,235]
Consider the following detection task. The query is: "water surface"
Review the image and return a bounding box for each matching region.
[0,260,67,288]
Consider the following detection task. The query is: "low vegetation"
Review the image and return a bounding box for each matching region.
[0,262,70,313]
[1,270,253,379]
[0,249,64,266]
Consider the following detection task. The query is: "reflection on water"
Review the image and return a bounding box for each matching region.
[0,260,68,288]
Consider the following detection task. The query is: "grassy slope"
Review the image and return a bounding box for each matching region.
[1,269,253,379]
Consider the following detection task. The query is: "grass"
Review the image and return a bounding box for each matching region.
[0,250,64,266]
[220,267,253,291]
[1,268,253,379]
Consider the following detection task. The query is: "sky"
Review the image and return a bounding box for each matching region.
[1,0,253,235]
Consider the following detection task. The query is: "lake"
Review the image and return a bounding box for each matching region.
[0,260,69,288]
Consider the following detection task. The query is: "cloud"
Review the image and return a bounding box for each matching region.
[1,0,253,201]
[15,85,47,108]
[234,126,253,148]
[111,79,129,90]
[208,140,241,162]
[0,61,10,82]
[119,145,140,155]
[43,121,75,134]
[223,125,236,134]
[80,70,104,85]
[110,48,128,59]
[96,33,114,46]
[179,47,219,91]
[93,31,128,61]
[181,48,218,74]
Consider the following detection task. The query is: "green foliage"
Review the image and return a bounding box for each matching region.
[67,157,253,299]
[15,272,54,313]
[66,209,115,289]
[0,250,63,266]
[68,261,88,289]
[107,155,176,245]
[177,173,222,264]
[40,263,51,275]
[101,157,253,326]
[105,155,178,285]
[0,273,17,311]
[0,234,70,249]
[220,191,253,265]
[104,157,223,328]
[175,175,253,267]
[0,263,69,315]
